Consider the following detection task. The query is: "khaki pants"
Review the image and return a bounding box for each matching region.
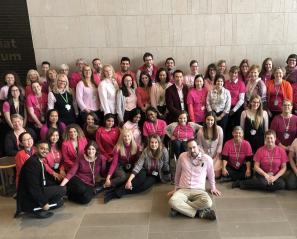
[169,188,212,218]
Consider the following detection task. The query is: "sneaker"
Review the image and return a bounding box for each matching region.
[104,189,117,204]
[32,211,54,219]
[169,208,179,217]
[197,208,216,220]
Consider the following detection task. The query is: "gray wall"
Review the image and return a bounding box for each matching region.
[27,0,297,72]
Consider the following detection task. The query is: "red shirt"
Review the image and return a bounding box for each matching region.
[187,88,207,123]
[224,79,246,107]
[26,93,48,123]
[143,119,167,137]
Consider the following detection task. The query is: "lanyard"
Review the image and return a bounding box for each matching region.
[274,84,281,98]
[282,115,291,132]
[88,160,96,185]
[60,92,69,104]
[233,140,242,166]
[267,148,275,173]
[39,159,46,186]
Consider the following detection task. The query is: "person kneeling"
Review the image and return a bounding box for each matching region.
[168,139,221,220]
[15,141,66,219]
[60,141,102,204]
[104,134,171,203]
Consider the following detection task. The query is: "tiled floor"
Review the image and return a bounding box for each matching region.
[0,183,296,239]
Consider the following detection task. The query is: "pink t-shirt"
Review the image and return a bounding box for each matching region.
[254,145,288,175]
[143,119,167,137]
[268,84,284,112]
[224,79,246,107]
[187,88,207,123]
[172,124,194,141]
[222,139,253,169]
[26,93,48,122]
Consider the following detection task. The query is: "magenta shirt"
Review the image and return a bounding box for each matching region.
[268,85,284,112]
[224,79,246,107]
[292,82,297,114]
[222,139,253,169]
[172,124,194,141]
[69,71,82,90]
[187,88,207,123]
[270,114,297,146]
[143,119,167,137]
[66,154,101,186]
[39,122,66,140]
[43,144,62,175]
[26,93,48,122]
[254,145,288,175]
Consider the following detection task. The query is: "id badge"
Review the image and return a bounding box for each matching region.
[152,171,158,176]
[43,179,46,186]
[235,162,241,168]
[274,100,278,106]
[53,163,59,170]
[250,129,256,135]
[65,104,71,111]
[284,132,290,139]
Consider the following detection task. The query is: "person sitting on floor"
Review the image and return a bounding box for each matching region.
[168,139,221,220]
[15,140,66,219]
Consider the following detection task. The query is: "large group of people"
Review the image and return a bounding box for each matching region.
[1,52,297,220]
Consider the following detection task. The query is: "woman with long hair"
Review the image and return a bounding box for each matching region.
[197,111,223,178]
[259,57,273,84]
[40,109,66,140]
[104,134,170,203]
[82,112,99,141]
[240,94,269,153]
[0,71,22,100]
[61,124,88,172]
[204,63,217,91]
[238,59,250,84]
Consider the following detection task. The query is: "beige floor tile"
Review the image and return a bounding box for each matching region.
[216,208,287,222]
[219,221,294,237]
[215,196,279,210]
[149,230,220,239]
[75,225,148,239]
[81,212,149,227]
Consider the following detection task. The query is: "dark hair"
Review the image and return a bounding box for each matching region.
[259,58,273,78]
[203,111,218,140]
[84,112,99,125]
[189,60,198,67]
[46,109,64,136]
[214,74,225,85]
[194,74,204,88]
[18,132,33,149]
[46,127,61,149]
[173,69,184,77]
[286,54,297,64]
[139,71,153,87]
[229,65,239,73]
[143,52,153,61]
[128,108,142,122]
[121,74,134,97]
[204,63,217,80]
[239,59,250,80]
[165,57,175,65]
[41,61,50,67]
[155,68,169,83]
[36,140,49,146]
[92,58,101,64]
[7,85,25,109]
[265,129,276,138]
[104,113,115,127]
[1,71,21,87]
[146,106,158,115]
[186,138,197,146]
[84,140,99,156]
[120,57,130,63]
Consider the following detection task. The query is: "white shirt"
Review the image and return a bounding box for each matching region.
[98,78,117,114]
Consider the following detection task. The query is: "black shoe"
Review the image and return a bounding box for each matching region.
[104,191,117,204]
[93,185,105,195]
[169,208,179,217]
[197,208,216,220]
[232,180,240,188]
[32,211,54,219]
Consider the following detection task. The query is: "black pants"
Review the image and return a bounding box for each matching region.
[115,169,158,197]
[215,111,229,133]
[226,107,243,141]
[171,140,187,159]
[239,173,285,192]
[227,164,251,181]
[44,185,66,210]
[67,176,94,204]
[111,166,130,187]
[284,170,297,190]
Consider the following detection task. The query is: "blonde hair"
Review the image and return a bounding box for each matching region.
[26,69,40,86]
[101,64,116,79]
[53,74,71,94]
[115,129,137,157]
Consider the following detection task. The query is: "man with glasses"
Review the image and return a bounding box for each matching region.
[136,52,158,84]
[285,54,297,84]
[16,141,66,219]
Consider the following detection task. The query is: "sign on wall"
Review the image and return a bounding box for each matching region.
[0,0,36,85]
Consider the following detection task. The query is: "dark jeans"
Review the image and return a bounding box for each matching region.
[239,173,285,192]
[284,170,297,190]
[115,169,158,197]
[215,111,229,133]
[44,185,66,210]
[226,107,243,141]
[111,166,130,187]
[171,140,187,159]
[67,176,94,204]
[226,164,251,181]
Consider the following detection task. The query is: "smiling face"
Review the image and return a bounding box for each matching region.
[232,129,243,142]
[83,66,92,79]
[123,131,132,145]
[205,115,215,128]
[187,140,199,158]
[10,86,20,99]
[105,117,114,128]
[86,145,97,158]
[229,70,238,82]
[147,110,157,122]
[37,143,49,158]
[69,128,78,140]
[274,68,284,81]
[141,74,149,87]
[86,114,95,126]
[31,82,42,95]
[158,70,167,83]
[21,133,34,149]
[57,75,67,90]
[149,137,159,151]
[12,117,23,130]
[49,111,58,124]
[120,60,130,72]
[215,78,224,89]
[218,62,226,74]
[124,76,133,89]
[5,74,15,86]
[265,134,276,148]
[178,113,188,125]
[287,58,297,68]
[132,113,141,124]
[165,59,175,70]
[250,97,260,111]
[282,101,293,114]
[249,68,259,81]
[194,76,204,89]
[265,60,273,72]
[50,131,60,144]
